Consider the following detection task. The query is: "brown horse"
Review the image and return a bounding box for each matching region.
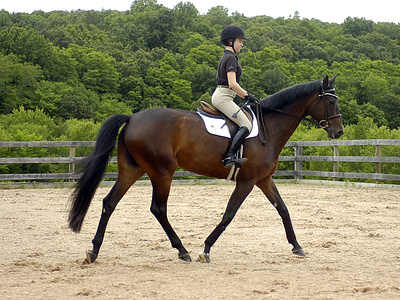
[69,74,344,263]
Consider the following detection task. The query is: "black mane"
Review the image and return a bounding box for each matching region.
[259,80,322,110]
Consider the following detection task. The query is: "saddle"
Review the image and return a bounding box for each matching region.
[197,101,255,182]
[199,101,254,125]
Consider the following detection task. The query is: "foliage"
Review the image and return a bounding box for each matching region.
[0,5,400,129]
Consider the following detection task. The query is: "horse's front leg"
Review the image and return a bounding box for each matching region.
[199,182,254,263]
[256,176,305,256]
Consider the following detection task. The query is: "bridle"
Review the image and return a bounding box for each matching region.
[254,81,341,145]
[268,82,341,129]
[308,85,342,129]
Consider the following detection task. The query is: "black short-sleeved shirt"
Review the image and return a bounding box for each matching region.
[216,50,242,86]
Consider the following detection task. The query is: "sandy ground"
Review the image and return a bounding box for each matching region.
[0,183,399,299]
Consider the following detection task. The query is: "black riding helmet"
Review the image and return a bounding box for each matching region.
[220,25,246,53]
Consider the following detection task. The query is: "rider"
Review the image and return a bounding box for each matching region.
[212,25,258,168]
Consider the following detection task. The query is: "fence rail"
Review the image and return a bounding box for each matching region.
[0,140,399,183]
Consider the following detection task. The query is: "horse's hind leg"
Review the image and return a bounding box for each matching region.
[86,137,145,263]
[86,166,144,263]
[149,173,191,262]
[256,177,305,256]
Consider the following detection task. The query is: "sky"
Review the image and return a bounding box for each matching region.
[1,0,399,24]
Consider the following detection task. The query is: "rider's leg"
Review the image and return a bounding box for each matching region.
[211,87,253,168]
[222,126,250,168]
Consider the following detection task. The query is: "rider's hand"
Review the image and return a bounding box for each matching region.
[245,93,259,104]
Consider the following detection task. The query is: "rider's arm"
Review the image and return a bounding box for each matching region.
[227,71,248,99]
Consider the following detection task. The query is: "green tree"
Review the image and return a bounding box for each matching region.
[173,1,199,30]
[0,26,57,80]
[343,17,374,37]
[130,0,178,49]
[57,85,100,120]
[179,33,206,55]
[31,81,73,117]
[65,44,120,94]
[189,64,216,101]
[58,118,100,141]
[186,43,221,68]
[0,53,43,114]
[94,96,133,123]
[0,9,12,27]
[205,6,231,27]
[0,107,56,141]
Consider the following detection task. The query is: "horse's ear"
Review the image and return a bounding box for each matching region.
[329,74,338,85]
[323,75,329,88]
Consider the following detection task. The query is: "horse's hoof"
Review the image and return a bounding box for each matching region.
[292,247,306,257]
[178,252,192,262]
[84,250,98,264]
[197,251,211,263]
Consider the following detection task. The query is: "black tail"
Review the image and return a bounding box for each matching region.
[68,114,130,232]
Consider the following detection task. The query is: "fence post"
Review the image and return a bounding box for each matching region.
[333,145,339,181]
[293,145,303,180]
[375,145,382,184]
[69,146,76,182]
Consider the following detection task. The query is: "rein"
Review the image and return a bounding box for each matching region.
[252,81,341,146]
[255,103,268,145]
[234,99,269,145]
[266,84,341,130]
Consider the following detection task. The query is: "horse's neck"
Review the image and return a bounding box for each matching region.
[264,94,316,152]
[266,114,302,153]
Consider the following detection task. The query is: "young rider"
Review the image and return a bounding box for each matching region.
[212,25,258,168]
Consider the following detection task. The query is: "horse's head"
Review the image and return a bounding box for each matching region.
[308,75,344,139]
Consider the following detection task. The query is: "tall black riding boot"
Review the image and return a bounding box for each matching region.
[223,126,250,168]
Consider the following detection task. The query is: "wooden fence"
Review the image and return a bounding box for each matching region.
[0,139,399,184]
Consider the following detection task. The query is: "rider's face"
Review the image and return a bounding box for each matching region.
[234,38,244,53]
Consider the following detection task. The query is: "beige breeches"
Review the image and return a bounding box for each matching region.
[211,87,252,131]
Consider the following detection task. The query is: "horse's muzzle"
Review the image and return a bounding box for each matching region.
[327,127,344,139]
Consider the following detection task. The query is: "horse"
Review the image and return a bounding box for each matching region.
[68,74,344,263]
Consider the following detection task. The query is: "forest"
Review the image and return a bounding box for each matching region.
[0,0,399,180]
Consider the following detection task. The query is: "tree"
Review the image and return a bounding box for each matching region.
[94,97,133,123]
[343,17,374,37]
[57,85,100,120]
[65,44,120,94]
[179,33,206,55]
[186,43,222,68]
[31,81,73,117]
[205,6,231,27]
[0,9,12,27]
[260,67,291,95]
[0,26,57,80]
[189,64,216,101]
[359,74,390,105]
[59,118,100,141]
[173,1,199,29]
[0,53,43,114]
[130,0,178,49]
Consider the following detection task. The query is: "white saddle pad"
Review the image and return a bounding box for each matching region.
[197,108,259,139]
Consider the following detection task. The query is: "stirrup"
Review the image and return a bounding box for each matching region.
[223,156,248,168]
